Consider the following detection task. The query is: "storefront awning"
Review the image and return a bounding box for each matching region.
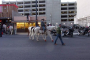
[12,20,29,23]
[12,20,46,23]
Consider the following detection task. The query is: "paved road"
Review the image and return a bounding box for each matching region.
[0,34,90,60]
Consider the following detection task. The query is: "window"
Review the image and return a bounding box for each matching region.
[68,3,75,6]
[61,8,67,10]
[68,19,74,21]
[24,5,30,8]
[61,19,67,21]
[39,1,45,3]
[39,8,45,11]
[61,15,67,18]
[61,11,67,14]
[61,4,67,6]
[18,10,23,12]
[17,2,23,5]
[39,4,45,7]
[39,12,45,15]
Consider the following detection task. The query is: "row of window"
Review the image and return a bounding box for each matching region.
[18,8,45,12]
[61,15,75,18]
[3,1,45,5]
[61,19,74,21]
[61,7,76,10]
[61,3,76,6]
[18,4,45,8]
[61,11,76,14]
[20,12,46,15]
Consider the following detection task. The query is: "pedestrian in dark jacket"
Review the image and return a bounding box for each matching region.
[41,19,46,32]
[54,24,65,45]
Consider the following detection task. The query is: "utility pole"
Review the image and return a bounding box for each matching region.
[36,0,38,26]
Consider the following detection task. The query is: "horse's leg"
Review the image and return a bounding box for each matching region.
[29,32,31,40]
[9,30,11,35]
[11,30,13,35]
[47,31,53,42]
[34,32,39,41]
[28,30,31,40]
[32,32,34,40]
[11,31,12,35]
[31,29,35,40]
[41,34,45,40]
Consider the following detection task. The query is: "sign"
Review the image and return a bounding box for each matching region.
[0,6,2,12]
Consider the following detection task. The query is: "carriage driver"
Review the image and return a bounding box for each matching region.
[41,19,46,33]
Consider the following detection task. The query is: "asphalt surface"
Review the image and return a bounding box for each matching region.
[0,34,90,60]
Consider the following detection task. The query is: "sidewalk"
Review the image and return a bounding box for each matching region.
[16,32,28,35]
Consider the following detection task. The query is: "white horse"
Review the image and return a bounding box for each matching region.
[8,26,13,35]
[28,26,56,42]
[3,24,7,32]
[28,26,35,40]
[3,24,13,35]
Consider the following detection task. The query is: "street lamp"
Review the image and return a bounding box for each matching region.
[36,0,38,26]
[29,9,32,16]
[50,14,52,25]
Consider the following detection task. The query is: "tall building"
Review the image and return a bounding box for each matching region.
[2,0,76,26]
[61,2,77,26]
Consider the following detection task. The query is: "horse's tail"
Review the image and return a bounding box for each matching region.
[30,27,35,36]
[32,28,35,34]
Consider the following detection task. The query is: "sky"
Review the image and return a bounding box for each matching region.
[0,0,77,4]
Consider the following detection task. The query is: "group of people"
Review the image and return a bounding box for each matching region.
[40,19,65,46]
[2,24,12,34]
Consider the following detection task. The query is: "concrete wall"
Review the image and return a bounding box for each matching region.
[14,16,27,21]
[28,16,46,21]
[77,0,90,18]
[46,0,61,25]
[61,21,74,27]
[74,15,78,24]
[0,6,2,12]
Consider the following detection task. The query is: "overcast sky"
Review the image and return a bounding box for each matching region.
[0,0,77,4]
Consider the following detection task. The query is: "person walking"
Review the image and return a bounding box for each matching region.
[54,24,65,45]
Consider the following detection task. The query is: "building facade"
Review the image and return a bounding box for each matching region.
[0,4,18,24]
[2,0,76,26]
[61,2,77,26]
